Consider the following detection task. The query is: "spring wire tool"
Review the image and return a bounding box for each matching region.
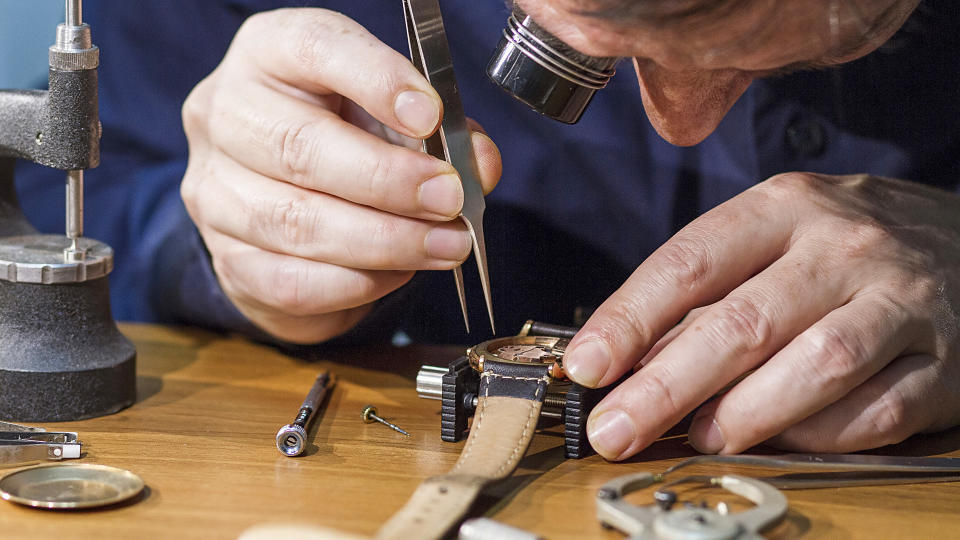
[403,0,495,334]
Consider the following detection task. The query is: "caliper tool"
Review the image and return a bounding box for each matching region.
[597,472,788,540]
[403,0,495,334]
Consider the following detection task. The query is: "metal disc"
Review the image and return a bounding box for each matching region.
[0,464,144,509]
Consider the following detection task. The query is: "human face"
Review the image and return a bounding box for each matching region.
[512,0,920,145]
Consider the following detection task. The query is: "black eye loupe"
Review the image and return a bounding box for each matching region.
[486,9,621,124]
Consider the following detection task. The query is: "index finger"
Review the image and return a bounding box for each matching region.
[232,8,442,139]
[563,177,803,389]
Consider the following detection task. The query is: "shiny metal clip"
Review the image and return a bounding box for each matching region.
[0,422,81,465]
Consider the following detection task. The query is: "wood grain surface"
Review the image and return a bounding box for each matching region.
[0,323,958,539]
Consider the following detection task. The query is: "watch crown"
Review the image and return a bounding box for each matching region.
[548,361,565,379]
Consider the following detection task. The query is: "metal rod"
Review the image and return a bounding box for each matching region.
[362,405,410,437]
[66,170,83,253]
[66,0,82,26]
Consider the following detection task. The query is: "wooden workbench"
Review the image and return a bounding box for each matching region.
[0,323,958,539]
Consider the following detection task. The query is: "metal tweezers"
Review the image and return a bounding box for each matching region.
[403,0,495,334]
[0,421,81,465]
[657,453,960,489]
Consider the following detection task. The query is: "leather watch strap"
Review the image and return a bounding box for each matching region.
[376,361,551,540]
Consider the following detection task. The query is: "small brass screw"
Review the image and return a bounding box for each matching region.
[361,405,410,437]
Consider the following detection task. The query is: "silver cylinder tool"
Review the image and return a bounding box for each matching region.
[275,372,333,457]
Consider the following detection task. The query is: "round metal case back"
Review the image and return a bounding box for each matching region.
[0,464,144,509]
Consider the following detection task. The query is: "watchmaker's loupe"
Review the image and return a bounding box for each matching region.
[487,8,620,124]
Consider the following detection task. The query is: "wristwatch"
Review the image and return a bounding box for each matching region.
[377,324,576,540]
[416,320,608,460]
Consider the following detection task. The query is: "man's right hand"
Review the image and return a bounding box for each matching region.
[180,8,502,343]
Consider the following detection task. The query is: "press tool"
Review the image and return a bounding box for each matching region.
[403,0,495,334]
[0,0,135,421]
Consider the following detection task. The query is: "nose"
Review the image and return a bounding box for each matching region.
[633,59,754,146]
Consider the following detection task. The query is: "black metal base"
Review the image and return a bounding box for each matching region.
[439,356,617,459]
[0,276,136,422]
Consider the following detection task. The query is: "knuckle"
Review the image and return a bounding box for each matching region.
[359,219,402,268]
[867,389,912,445]
[639,369,684,419]
[260,195,318,247]
[270,118,317,183]
[179,178,198,217]
[654,236,712,292]
[797,326,866,392]
[264,261,314,315]
[288,10,352,73]
[705,297,774,354]
[614,306,657,354]
[210,250,242,298]
[181,77,216,138]
[763,171,824,199]
[236,10,270,39]
[180,160,218,224]
[354,154,396,208]
[832,219,891,258]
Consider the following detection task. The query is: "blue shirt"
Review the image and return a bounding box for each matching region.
[14,1,959,345]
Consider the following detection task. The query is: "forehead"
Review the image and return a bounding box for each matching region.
[517,0,812,63]
[515,0,904,71]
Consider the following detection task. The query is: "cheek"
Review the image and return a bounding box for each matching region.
[634,60,754,147]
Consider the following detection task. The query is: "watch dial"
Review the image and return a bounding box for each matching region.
[495,344,561,363]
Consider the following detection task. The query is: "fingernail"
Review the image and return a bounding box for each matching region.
[588,409,637,460]
[419,174,462,217]
[689,415,725,454]
[424,227,471,261]
[394,90,439,136]
[564,340,611,388]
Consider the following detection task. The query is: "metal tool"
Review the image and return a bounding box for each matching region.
[403,0,495,334]
[597,472,788,540]
[0,428,81,465]
[275,371,333,457]
[0,0,136,421]
[361,405,410,437]
[0,421,45,433]
[660,453,960,489]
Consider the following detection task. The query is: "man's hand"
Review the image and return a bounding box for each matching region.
[180,9,501,343]
[563,173,960,459]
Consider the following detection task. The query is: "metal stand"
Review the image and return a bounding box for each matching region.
[0,1,135,422]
